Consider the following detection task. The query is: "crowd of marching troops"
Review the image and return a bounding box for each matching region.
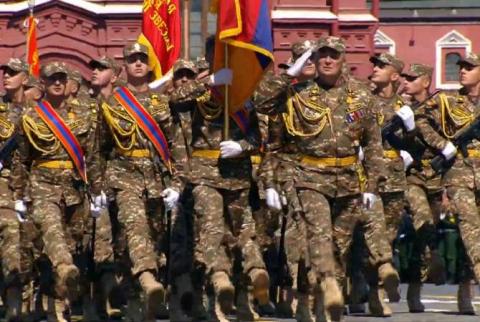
[1,34,480,322]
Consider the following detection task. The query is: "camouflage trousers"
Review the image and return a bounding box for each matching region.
[380,191,406,245]
[191,185,265,277]
[404,184,442,282]
[0,207,21,285]
[446,186,480,281]
[332,195,392,286]
[115,189,160,276]
[90,208,115,273]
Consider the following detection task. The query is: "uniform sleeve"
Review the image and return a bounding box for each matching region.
[86,103,105,195]
[169,110,190,193]
[251,73,292,115]
[11,114,31,201]
[415,105,450,151]
[360,98,387,194]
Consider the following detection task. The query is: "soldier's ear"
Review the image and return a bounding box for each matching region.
[21,73,29,86]
[110,73,118,85]
[391,71,400,82]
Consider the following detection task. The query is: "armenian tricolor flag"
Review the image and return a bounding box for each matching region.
[210,0,274,113]
[138,0,181,79]
[26,15,39,77]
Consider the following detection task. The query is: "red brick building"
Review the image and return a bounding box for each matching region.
[0,0,379,83]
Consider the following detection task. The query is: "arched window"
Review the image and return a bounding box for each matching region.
[445,52,460,82]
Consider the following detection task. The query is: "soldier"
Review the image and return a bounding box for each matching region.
[413,53,480,314]
[24,75,44,102]
[401,63,445,312]
[0,58,29,321]
[366,53,412,316]
[253,36,399,322]
[97,43,177,321]
[14,62,101,321]
[168,46,270,322]
[87,56,123,319]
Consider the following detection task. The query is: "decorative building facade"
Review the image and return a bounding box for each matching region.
[0,0,379,84]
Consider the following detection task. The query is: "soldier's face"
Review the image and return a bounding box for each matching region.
[370,62,398,84]
[300,58,316,79]
[403,75,430,96]
[25,87,43,101]
[315,48,344,78]
[91,67,116,87]
[3,68,27,91]
[125,53,150,78]
[173,69,196,88]
[65,79,79,97]
[459,64,480,87]
[43,73,67,97]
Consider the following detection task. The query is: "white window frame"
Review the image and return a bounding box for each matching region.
[374,29,395,55]
[435,30,471,90]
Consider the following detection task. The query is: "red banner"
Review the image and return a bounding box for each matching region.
[138,0,181,79]
[27,15,39,77]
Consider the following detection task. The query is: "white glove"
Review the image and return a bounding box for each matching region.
[15,200,27,222]
[395,105,415,131]
[161,188,180,211]
[287,49,313,77]
[220,141,243,158]
[93,191,108,208]
[90,202,102,218]
[148,71,173,90]
[441,141,457,160]
[0,161,3,171]
[358,147,365,162]
[400,150,414,170]
[209,68,233,86]
[266,188,282,211]
[362,193,377,210]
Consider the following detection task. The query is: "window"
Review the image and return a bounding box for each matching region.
[445,52,460,82]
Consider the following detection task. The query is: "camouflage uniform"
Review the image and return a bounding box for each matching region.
[253,37,393,321]
[169,64,267,310]
[414,53,480,284]
[370,53,408,245]
[14,62,100,300]
[401,64,443,285]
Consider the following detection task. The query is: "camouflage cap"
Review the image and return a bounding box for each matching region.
[316,36,346,53]
[40,62,68,78]
[195,57,209,71]
[89,56,120,74]
[278,40,316,69]
[370,53,404,73]
[401,63,433,78]
[457,52,480,67]
[123,42,149,58]
[25,75,43,90]
[173,59,198,74]
[67,68,83,84]
[0,58,29,73]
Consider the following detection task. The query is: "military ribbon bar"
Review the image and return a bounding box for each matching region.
[34,101,88,183]
[113,87,171,168]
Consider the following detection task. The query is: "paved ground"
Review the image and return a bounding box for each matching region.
[65,284,480,321]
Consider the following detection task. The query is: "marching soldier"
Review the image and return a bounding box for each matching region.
[367,53,411,316]
[401,63,445,312]
[24,75,44,102]
[413,53,480,314]
[97,43,177,321]
[253,36,399,322]
[168,44,270,322]
[14,62,101,321]
[0,58,29,321]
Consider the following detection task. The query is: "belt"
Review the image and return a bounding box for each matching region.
[192,149,261,164]
[192,149,220,159]
[466,149,480,158]
[383,150,400,159]
[300,155,358,167]
[119,149,151,158]
[33,160,74,169]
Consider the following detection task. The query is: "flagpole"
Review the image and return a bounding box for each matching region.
[223,43,229,140]
[27,0,35,75]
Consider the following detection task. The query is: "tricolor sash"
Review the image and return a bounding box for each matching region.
[113,87,171,168]
[34,101,88,183]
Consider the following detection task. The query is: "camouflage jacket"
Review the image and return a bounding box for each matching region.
[98,85,181,198]
[414,90,480,190]
[169,81,260,191]
[0,95,25,209]
[373,93,408,193]
[253,74,386,198]
[14,97,99,206]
